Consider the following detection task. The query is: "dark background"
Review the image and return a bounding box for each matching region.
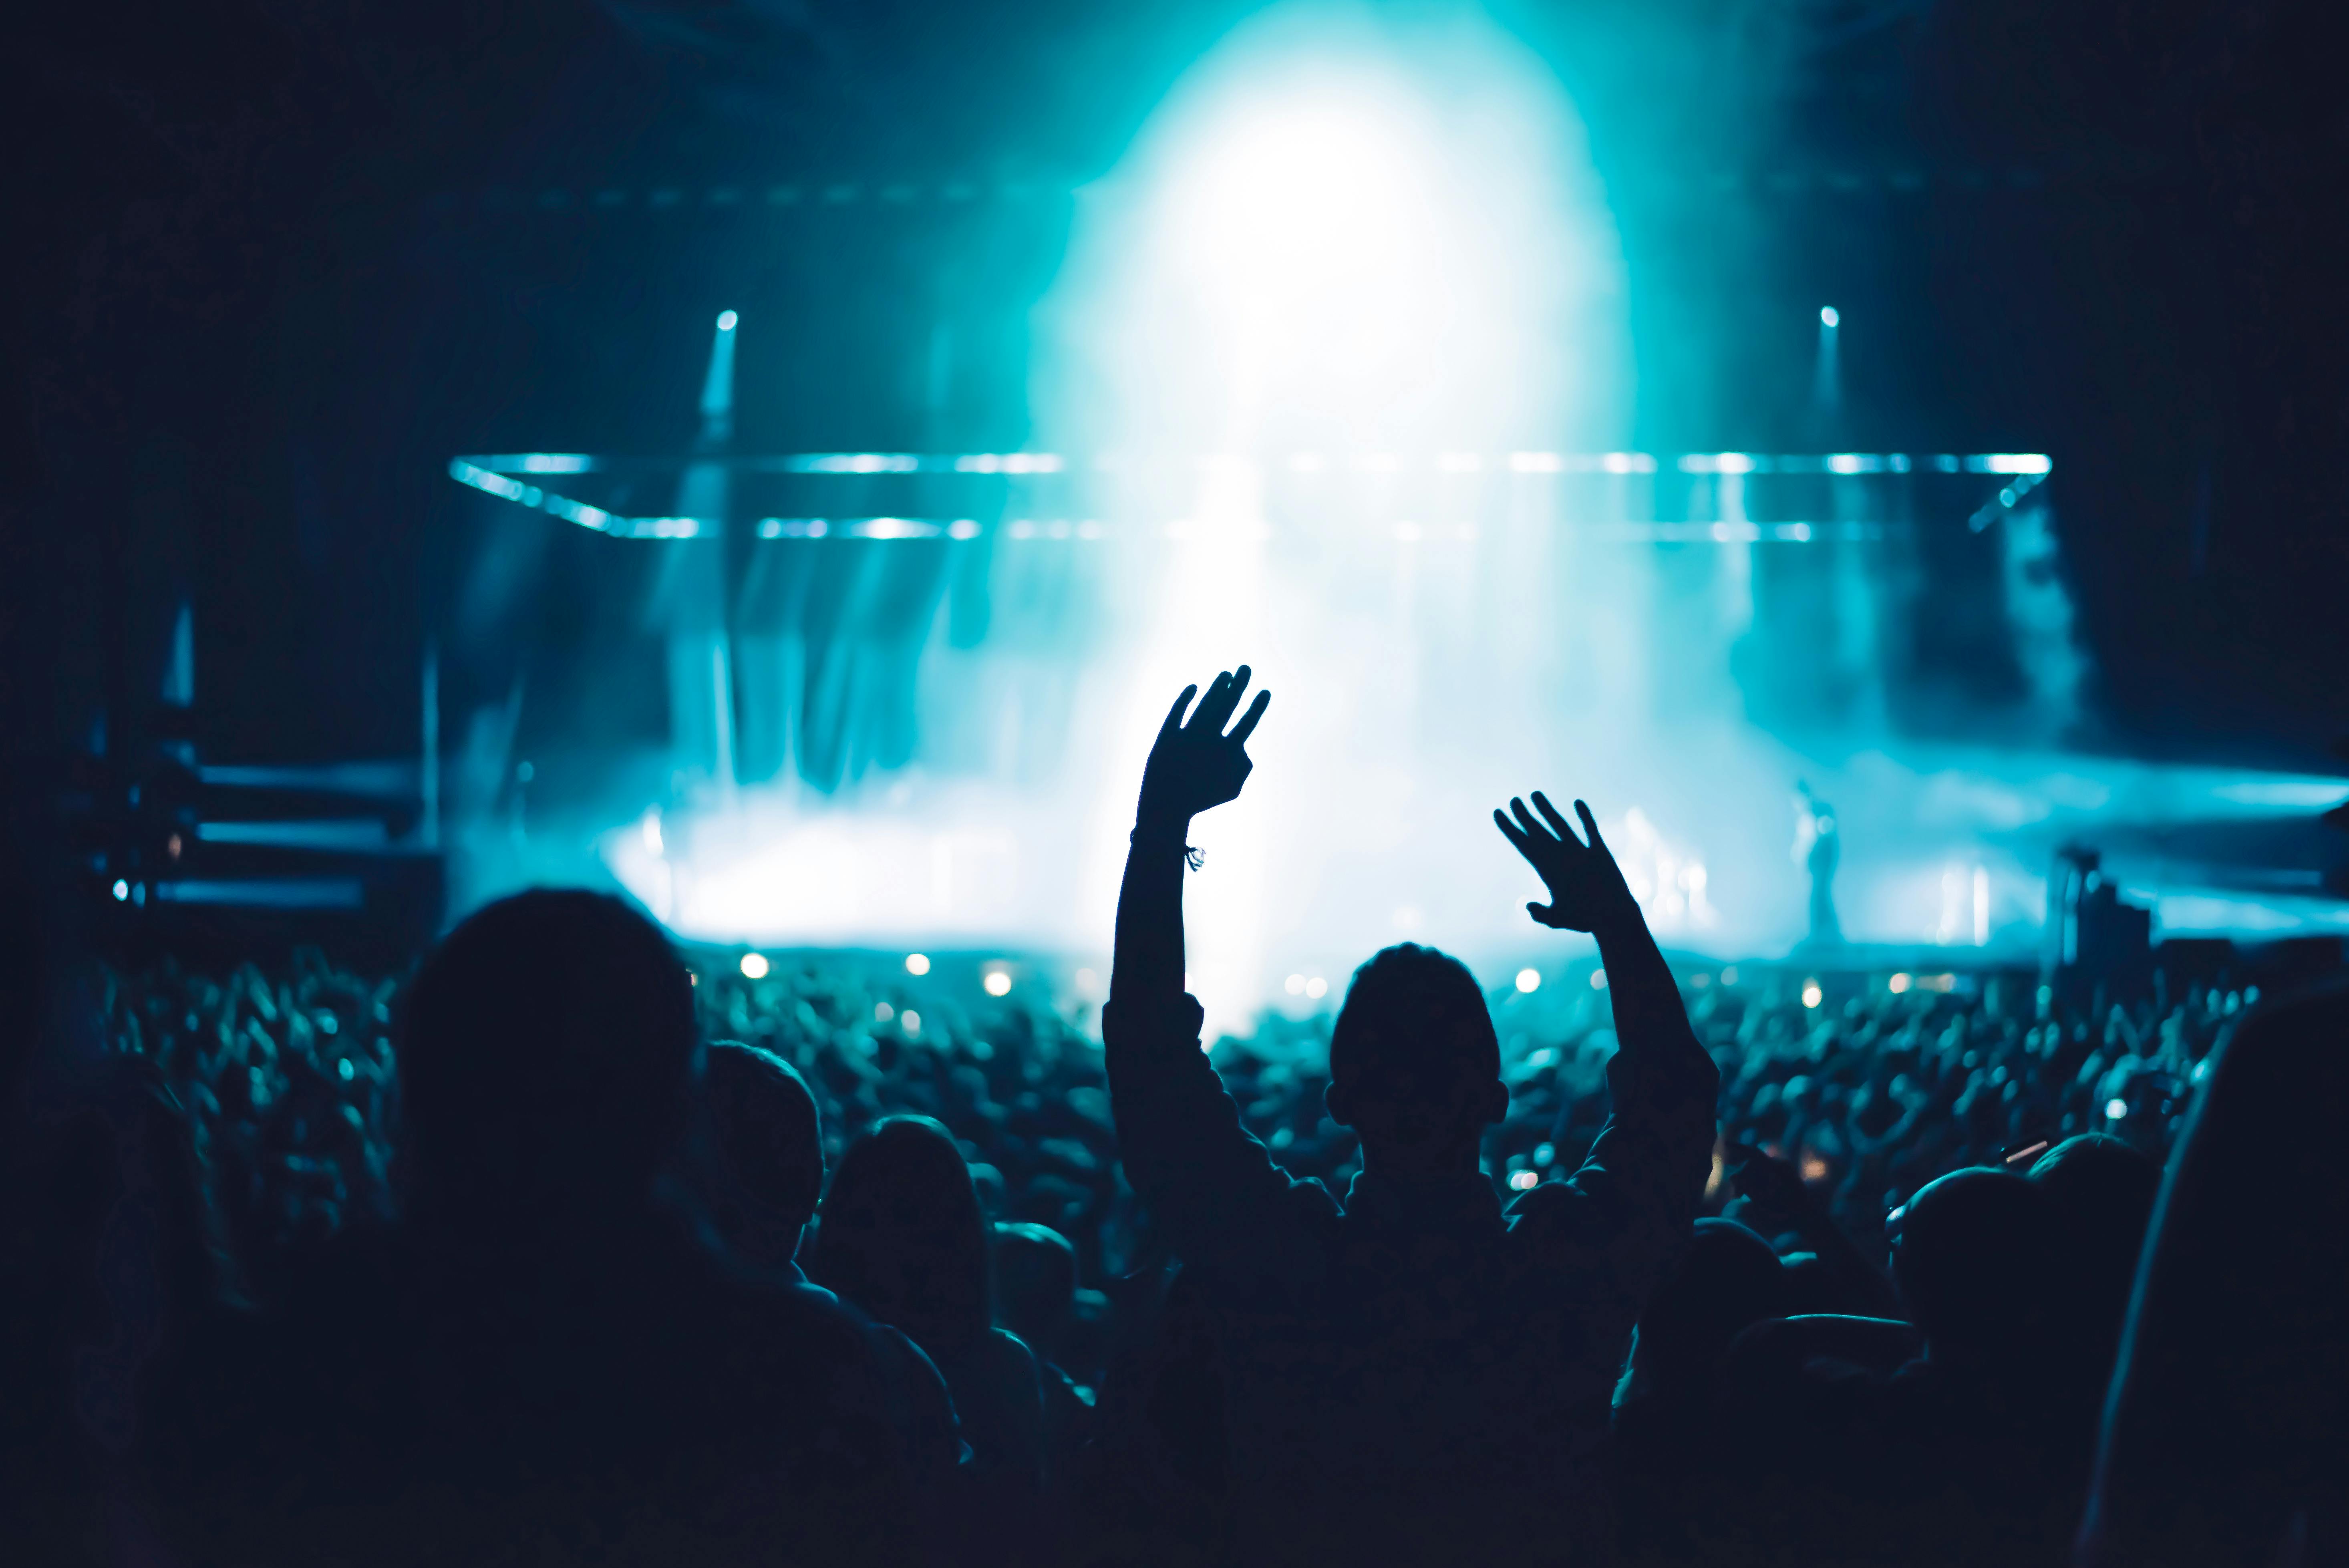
[5,0,2344,798]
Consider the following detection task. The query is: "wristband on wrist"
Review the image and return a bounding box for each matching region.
[1130,824,1204,870]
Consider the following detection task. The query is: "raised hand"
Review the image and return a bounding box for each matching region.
[1493,791,1639,933]
[1136,666,1271,829]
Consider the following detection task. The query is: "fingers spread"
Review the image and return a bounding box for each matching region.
[1531,791,1579,846]
[1228,687,1271,744]
[1161,685,1198,737]
[1494,808,1530,851]
[1574,799,1607,852]
[1193,669,1241,731]
[1509,797,1553,843]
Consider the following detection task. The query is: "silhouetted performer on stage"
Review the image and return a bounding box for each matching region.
[1103,665,1719,1566]
[1794,779,1842,946]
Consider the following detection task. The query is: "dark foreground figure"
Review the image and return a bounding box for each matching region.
[137,891,950,1566]
[1101,667,1721,1566]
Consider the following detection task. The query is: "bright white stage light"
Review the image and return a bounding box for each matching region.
[1820,306,1840,328]
[716,310,738,332]
[905,952,931,976]
[1515,968,1541,994]
[739,952,769,979]
[983,969,1013,997]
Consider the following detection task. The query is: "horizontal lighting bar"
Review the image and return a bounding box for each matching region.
[458,451,2051,478]
[453,453,2054,541]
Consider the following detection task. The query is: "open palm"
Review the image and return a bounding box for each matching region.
[1493,791,1638,932]
[1137,666,1272,828]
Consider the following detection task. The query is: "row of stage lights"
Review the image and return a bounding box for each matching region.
[451,451,2053,542]
[465,450,2054,478]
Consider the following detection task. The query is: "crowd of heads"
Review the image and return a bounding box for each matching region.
[4,886,2339,1564]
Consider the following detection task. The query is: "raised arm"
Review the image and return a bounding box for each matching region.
[1109,668,1267,1008]
[1493,788,1720,1366]
[1105,670,1322,1264]
[1494,792,1719,1119]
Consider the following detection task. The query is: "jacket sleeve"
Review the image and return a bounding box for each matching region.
[1103,992,1336,1275]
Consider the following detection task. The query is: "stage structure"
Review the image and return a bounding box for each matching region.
[444,336,2106,1013]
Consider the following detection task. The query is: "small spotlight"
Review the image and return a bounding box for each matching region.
[1305,976,1328,1000]
[717,309,739,331]
[1588,970,1608,991]
[739,952,770,980]
[1533,1142,1556,1167]
[875,1002,895,1023]
[1889,973,1911,994]
[1509,1170,1540,1191]
[338,1057,355,1082]
[1720,966,1739,986]
[983,970,1013,997]
[1515,968,1541,994]
[1285,974,1307,996]
[111,879,130,902]
[905,953,931,976]
[902,1010,921,1035]
[1802,981,1824,1009]
[1820,306,1840,328]
[2105,1097,2128,1120]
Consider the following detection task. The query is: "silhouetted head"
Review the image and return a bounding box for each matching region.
[399,890,696,1228]
[699,1039,825,1270]
[993,1220,1078,1351]
[1324,944,1506,1176]
[809,1115,991,1349]
[2029,1133,2160,1351]
[1891,1166,2061,1357]
[1630,1218,1789,1391]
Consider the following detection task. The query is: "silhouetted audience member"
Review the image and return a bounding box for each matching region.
[2082,980,2349,1567]
[2026,1132,2159,1372]
[144,891,935,1566]
[994,1221,1080,1371]
[699,1037,829,1273]
[1717,1166,2087,1567]
[1612,1217,1787,1565]
[1103,668,1719,1566]
[811,1114,1055,1564]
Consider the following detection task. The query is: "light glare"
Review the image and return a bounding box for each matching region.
[739,952,769,979]
[905,952,931,976]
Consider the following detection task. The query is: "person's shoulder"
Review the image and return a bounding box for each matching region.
[980,1324,1043,1370]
